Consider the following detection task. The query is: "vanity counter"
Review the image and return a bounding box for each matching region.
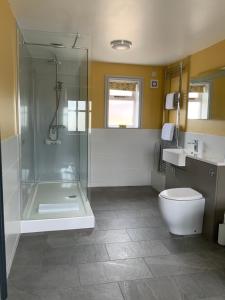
[186,154,225,166]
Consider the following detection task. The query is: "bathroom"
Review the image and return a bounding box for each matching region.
[1,0,225,299]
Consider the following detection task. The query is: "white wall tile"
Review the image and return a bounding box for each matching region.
[1,135,19,171]
[89,129,160,187]
[1,135,20,275]
[183,131,225,161]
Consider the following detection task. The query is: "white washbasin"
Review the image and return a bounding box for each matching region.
[163,148,187,166]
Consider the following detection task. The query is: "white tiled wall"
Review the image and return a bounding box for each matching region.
[89,129,161,187]
[1,135,20,275]
[183,131,225,161]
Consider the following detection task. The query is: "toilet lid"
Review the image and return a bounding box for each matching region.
[160,188,203,201]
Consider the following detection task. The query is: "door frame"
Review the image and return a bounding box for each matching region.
[0,136,7,300]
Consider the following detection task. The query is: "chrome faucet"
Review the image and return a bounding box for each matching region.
[188,139,199,153]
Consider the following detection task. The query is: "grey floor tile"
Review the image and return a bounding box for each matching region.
[74,229,132,245]
[93,201,155,211]
[96,215,164,230]
[161,237,216,254]
[94,208,160,220]
[10,265,80,289]
[9,265,43,289]
[78,258,153,285]
[200,297,225,300]
[8,282,124,300]
[120,277,185,300]
[119,279,157,300]
[46,228,131,248]
[42,246,74,265]
[39,265,81,289]
[43,244,109,265]
[198,249,225,268]
[17,233,47,252]
[172,273,206,299]
[141,276,183,300]
[94,210,118,219]
[127,227,172,241]
[106,240,170,260]
[59,283,124,300]
[7,285,62,300]
[72,244,109,264]
[190,271,225,298]
[12,247,44,267]
[45,230,82,248]
[116,208,160,218]
[145,252,220,277]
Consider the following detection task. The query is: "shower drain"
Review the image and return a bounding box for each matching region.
[65,195,77,199]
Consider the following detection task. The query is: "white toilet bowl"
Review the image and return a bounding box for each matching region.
[159,188,205,235]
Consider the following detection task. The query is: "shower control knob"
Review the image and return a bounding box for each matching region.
[209,169,215,177]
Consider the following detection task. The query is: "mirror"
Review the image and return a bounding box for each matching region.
[188,67,225,120]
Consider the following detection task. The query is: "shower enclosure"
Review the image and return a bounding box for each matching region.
[18,30,94,233]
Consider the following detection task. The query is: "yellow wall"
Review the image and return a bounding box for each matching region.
[211,76,225,120]
[90,61,164,129]
[187,39,225,135]
[0,0,17,140]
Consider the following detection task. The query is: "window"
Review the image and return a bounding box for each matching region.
[105,76,142,128]
[68,100,86,132]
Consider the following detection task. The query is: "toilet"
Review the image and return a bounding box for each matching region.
[159,188,205,235]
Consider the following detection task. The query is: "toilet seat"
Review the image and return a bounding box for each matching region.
[159,188,203,201]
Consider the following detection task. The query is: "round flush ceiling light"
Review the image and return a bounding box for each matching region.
[110,40,132,50]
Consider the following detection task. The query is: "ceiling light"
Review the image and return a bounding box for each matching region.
[110,40,132,50]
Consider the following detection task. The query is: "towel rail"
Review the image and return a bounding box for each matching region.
[164,62,185,148]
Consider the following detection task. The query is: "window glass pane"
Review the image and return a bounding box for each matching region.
[109,89,133,97]
[108,100,135,127]
[78,111,86,131]
[68,100,76,111]
[78,100,86,110]
[68,111,76,131]
[106,77,141,128]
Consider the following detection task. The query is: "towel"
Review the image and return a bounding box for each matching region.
[165,93,176,110]
[161,123,175,141]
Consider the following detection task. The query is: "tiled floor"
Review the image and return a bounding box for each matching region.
[8,186,225,300]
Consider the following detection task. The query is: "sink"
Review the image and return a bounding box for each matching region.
[163,148,187,166]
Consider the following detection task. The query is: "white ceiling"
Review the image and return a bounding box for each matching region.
[9,0,225,65]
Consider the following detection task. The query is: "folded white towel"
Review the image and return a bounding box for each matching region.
[161,123,175,141]
[165,93,176,110]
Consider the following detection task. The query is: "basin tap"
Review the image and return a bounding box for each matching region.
[188,139,199,153]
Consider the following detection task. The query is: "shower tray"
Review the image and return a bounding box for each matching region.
[21,182,95,233]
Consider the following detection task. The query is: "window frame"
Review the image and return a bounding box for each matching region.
[67,100,87,133]
[105,75,143,129]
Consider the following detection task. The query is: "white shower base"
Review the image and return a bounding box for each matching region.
[21,182,95,233]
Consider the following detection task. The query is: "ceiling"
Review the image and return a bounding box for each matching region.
[9,0,225,65]
[22,30,88,62]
